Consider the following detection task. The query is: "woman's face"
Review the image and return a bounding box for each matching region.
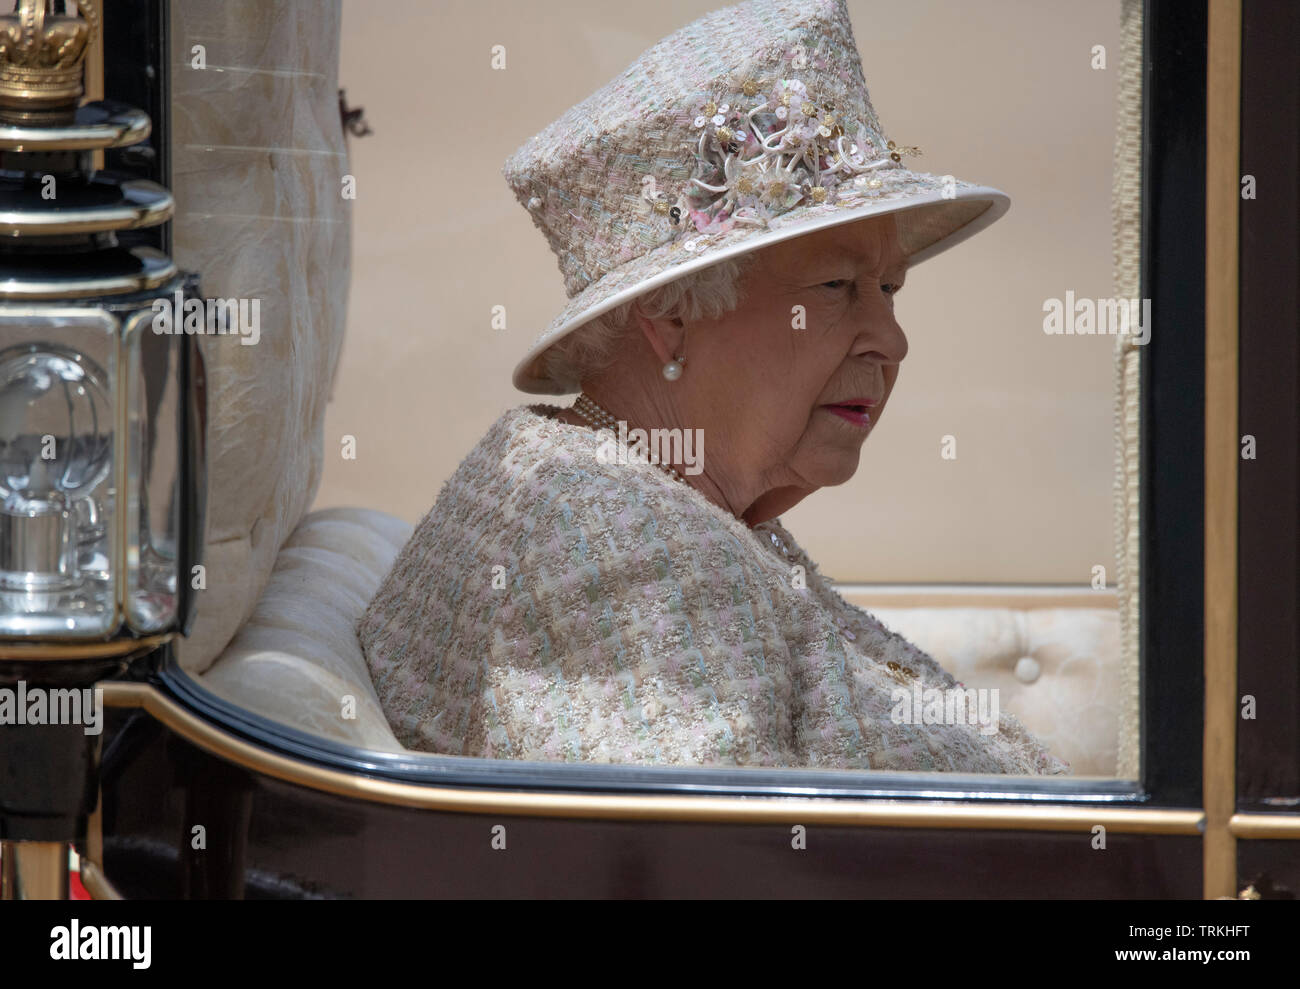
[676,213,910,514]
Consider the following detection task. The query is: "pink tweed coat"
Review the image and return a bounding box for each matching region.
[358,405,1069,775]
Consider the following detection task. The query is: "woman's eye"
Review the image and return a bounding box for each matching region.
[819,279,900,296]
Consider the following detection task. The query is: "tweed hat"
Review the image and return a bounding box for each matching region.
[505,0,1010,394]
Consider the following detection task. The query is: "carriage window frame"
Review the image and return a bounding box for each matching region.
[117,0,1206,813]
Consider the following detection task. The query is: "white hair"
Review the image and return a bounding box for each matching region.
[542,253,760,392]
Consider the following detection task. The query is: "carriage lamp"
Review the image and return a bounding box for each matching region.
[0,0,205,899]
[0,307,199,639]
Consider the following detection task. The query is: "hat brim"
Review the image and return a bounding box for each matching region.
[512,169,1011,394]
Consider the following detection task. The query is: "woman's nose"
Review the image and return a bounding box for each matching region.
[851,299,908,365]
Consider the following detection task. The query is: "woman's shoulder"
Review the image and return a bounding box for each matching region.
[473,404,760,541]
[430,404,594,512]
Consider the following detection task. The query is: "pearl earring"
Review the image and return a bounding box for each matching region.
[662,355,685,381]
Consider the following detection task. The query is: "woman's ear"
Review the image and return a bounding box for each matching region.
[632,304,685,365]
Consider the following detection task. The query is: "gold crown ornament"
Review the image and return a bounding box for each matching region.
[0,0,98,114]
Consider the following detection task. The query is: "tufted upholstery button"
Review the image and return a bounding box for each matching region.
[1014,655,1042,684]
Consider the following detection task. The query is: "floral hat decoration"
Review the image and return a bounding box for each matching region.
[504,0,1010,394]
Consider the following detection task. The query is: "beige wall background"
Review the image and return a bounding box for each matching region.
[314,0,1127,584]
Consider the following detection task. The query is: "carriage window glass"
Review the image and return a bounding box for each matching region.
[171,0,1143,782]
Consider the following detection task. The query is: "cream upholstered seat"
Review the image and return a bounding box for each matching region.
[199,508,411,751]
[841,589,1120,777]
[197,512,1122,775]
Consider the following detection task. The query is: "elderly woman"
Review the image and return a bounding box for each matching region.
[359,0,1068,775]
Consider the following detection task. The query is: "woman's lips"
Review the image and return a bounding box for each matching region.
[821,402,873,427]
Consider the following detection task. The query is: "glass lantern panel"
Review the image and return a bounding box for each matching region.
[0,310,119,638]
[122,310,180,632]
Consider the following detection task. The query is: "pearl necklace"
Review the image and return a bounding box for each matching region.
[571,393,689,486]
